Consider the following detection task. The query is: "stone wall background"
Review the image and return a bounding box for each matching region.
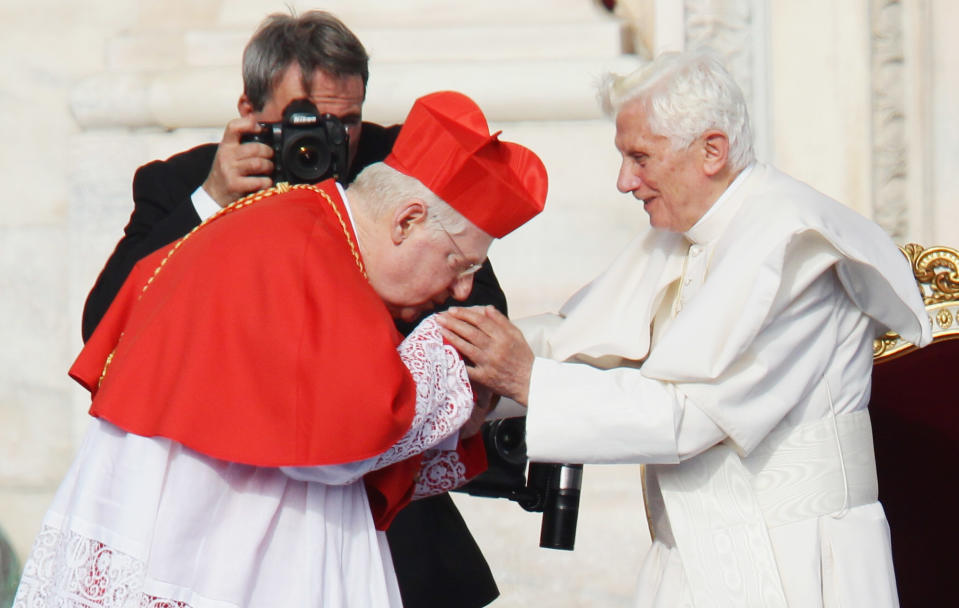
[1,1,957,606]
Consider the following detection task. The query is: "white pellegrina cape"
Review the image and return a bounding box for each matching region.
[520,163,930,607]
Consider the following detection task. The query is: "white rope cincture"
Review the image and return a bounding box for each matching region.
[825,381,851,519]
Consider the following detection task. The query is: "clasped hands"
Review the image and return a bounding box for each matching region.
[438,306,534,407]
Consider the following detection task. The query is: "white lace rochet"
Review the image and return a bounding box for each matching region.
[14,315,478,608]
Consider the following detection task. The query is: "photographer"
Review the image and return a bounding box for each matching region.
[80,11,503,608]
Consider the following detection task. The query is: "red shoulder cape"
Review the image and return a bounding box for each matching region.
[71,182,419,527]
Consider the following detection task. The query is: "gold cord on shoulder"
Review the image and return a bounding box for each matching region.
[298,183,367,278]
[98,183,365,387]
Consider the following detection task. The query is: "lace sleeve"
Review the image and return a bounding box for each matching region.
[412,440,484,499]
[371,315,475,469]
[413,449,467,499]
[280,315,475,484]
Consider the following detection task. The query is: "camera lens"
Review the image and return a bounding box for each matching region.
[284,132,332,183]
[489,417,528,465]
[538,463,582,550]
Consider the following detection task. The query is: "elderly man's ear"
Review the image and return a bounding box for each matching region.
[391,200,429,244]
[702,130,730,177]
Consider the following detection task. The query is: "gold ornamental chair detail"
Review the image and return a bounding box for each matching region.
[873,243,959,360]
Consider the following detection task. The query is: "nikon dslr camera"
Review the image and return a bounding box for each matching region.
[240,99,350,185]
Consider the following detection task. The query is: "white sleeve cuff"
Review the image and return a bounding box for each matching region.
[191,185,222,221]
[525,357,682,464]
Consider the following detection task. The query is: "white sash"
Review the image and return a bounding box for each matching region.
[656,409,878,607]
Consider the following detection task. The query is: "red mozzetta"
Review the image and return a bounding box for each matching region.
[70,181,425,527]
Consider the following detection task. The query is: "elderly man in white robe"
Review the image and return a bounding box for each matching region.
[438,52,930,607]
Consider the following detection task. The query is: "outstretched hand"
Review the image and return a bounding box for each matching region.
[437,306,534,406]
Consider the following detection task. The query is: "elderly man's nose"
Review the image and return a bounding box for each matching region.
[617,163,642,193]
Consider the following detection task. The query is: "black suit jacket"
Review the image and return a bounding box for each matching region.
[81,121,501,608]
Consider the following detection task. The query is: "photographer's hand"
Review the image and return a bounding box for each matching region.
[438,306,533,406]
[202,116,275,207]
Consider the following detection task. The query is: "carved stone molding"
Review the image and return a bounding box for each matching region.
[682,0,769,158]
[684,0,754,109]
[871,0,908,240]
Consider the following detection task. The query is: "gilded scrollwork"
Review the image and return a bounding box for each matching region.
[904,244,959,304]
[873,333,903,359]
[874,243,959,362]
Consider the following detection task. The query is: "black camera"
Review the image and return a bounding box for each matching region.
[455,417,583,550]
[240,99,350,185]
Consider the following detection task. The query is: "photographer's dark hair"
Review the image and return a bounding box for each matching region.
[242,10,370,112]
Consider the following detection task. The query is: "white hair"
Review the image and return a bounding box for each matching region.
[599,51,755,172]
[349,163,470,234]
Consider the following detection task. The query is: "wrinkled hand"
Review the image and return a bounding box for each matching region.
[438,306,534,406]
[202,115,275,207]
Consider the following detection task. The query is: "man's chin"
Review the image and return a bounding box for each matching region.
[399,309,421,323]
[392,305,431,323]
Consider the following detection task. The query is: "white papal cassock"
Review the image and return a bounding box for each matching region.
[517,163,930,607]
[14,316,476,608]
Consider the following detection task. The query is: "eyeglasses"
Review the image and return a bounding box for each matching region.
[436,218,484,279]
